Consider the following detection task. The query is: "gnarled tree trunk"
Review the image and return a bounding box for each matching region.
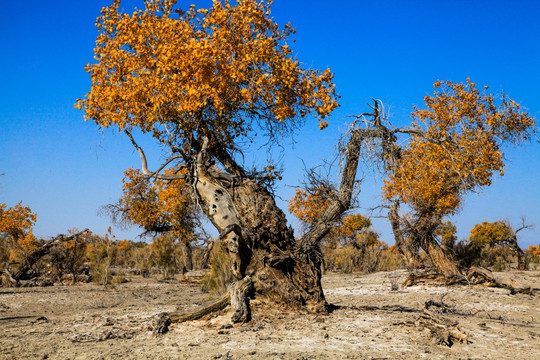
[409,214,461,276]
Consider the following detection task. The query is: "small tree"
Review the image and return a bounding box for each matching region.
[0,202,38,274]
[467,220,531,270]
[151,233,178,279]
[103,167,198,271]
[86,231,117,285]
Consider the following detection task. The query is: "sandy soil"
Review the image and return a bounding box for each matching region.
[1,270,538,359]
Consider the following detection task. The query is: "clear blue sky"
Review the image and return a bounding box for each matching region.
[1,1,539,247]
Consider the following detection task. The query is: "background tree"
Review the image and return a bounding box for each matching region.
[103,167,198,271]
[86,230,117,286]
[288,187,397,273]
[381,80,535,275]
[0,202,38,273]
[466,220,531,270]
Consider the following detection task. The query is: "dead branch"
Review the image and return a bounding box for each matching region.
[3,229,90,286]
[125,130,186,180]
[417,309,471,347]
[402,266,534,295]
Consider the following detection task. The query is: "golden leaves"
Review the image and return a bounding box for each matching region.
[384,80,536,217]
[117,167,194,241]
[0,202,36,242]
[76,0,339,146]
[469,221,513,246]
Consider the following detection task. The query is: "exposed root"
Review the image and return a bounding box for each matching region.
[229,276,253,323]
[402,266,534,295]
[153,276,255,335]
[153,295,230,335]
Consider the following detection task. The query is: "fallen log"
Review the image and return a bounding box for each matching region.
[417,309,471,347]
[2,229,90,286]
[402,266,534,295]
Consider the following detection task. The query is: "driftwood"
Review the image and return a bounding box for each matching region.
[402,266,534,295]
[2,229,90,286]
[417,309,471,347]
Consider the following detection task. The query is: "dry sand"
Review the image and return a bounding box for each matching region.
[1,269,538,359]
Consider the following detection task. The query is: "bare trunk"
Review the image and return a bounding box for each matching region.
[388,203,420,269]
[200,241,214,269]
[423,237,461,276]
[179,241,193,271]
[509,236,526,270]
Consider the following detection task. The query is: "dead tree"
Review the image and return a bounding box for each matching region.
[3,229,90,286]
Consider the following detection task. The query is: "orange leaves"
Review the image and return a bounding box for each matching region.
[288,187,371,244]
[77,0,339,148]
[288,187,331,225]
[0,202,36,242]
[383,79,536,218]
[115,167,195,241]
[469,221,513,247]
[1,202,38,266]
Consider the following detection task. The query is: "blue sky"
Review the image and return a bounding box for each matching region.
[1,1,539,247]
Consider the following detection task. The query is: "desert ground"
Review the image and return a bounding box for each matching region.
[1,269,538,360]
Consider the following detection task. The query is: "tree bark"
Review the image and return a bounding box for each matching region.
[188,126,369,318]
[422,237,461,276]
[405,212,462,276]
[179,241,193,271]
[388,202,420,269]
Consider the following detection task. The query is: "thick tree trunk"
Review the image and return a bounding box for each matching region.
[195,168,326,316]
[422,237,461,276]
[188,124,371,319]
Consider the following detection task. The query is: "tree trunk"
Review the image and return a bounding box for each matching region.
[179,241,193,271]
[189,127,368,319]
[195,167,326,316]
[508,235,526,270]
[422,237,461,276]
[388,202,420,269]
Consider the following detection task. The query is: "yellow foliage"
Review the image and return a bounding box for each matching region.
[0,202,38,266]
[0,202,36,242]
[115,167,195,242]
[383,79,535,218]
[288,187,372,245]
[469,221,513,246]
[76,0,339,146]
[527,245,540,257]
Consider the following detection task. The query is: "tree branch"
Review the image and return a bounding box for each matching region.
[125,130,186,180]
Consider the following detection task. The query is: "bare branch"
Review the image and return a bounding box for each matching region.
[125,130,186,180]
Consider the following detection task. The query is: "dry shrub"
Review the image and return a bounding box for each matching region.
[112,270,129,284]
[454,241,515,271]
[151,234,178,279]
[87,235,117,285]
[130,245,153,277]
[201,242,233,294]
[323,243,403,274]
